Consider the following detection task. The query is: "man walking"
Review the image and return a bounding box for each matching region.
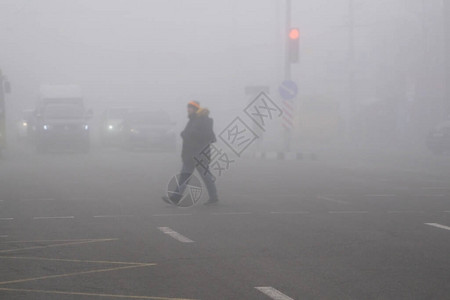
[163,101,218,206]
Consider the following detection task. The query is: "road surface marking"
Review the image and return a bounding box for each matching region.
[255,287,294,300]
[365,194,396,198]
[329,211,368,214]
[388,210,425,214]
[153,213,193,217]
[211,212,252,215]
[33,216,74,220]
[316,195,349,205]
[238,194,301,199]
[71,197,97,201]
[425,223,450,231]
[93,215,134,218]
[0,235,8,238]
[0,218,13,221]
[270,211,310,215]
[0,263,155,285]
[0,238,118,253]
[0,238,102,244]
[0,288,196,300]
[21,198,55,201]
[158,227,194,243]
[421,187,449,190]
[0,256,151,265]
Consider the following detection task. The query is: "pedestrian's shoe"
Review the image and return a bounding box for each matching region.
[162,196,178,206]
[203,198,219,206]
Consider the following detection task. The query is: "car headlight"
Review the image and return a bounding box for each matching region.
[108,125,114,130]
[22,122,28,127]
[43,125,49,130]
[84,125,89,131]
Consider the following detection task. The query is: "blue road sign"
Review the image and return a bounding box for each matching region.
[278,80,298,101]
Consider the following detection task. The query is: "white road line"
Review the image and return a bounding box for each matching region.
[388,210,424,214]
[255,287,294,300]
[211,212,252,215]
[21,198,55,201]
[152,213,193,217]
[270,211,310,215]
[158,227,194,243]
[0,218,14,221]
[365,194,396,198]
[425,223,450,231]
[329,211,368,214]
[33,216,74,220]
[421,187,449,191]
[93,215,134,218]
[316,195,349,205]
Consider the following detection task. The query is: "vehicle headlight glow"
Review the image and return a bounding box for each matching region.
[22,122,28,127]
[108,125,114,130]
[43,125,49,130]
[84,125,89,130]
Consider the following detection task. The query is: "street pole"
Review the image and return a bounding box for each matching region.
[0,69,6,153]
[347,0,356,138]
[284,0,291,81]
[283,0,292,152]
[445,0,450,116]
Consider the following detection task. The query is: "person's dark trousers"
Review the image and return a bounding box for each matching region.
[170,161,218,203]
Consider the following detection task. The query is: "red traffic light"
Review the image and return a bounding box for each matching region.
[289,28,300,40]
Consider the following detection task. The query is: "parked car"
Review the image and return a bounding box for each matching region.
[426,119,450,154]
[99,107,131,146]
[121,110,176,151]
[34,104,91,153]
[16,109,34,141]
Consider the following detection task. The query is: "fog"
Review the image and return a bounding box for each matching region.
[2,0,449,150]
[1,1,450,299]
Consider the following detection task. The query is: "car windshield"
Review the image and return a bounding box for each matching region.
[44,105,85,119]
[43,98,83,107]
[126,112,171,125]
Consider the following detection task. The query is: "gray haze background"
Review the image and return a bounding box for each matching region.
[1,0,448,151]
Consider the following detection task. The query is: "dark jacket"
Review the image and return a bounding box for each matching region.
[181,108,216,165]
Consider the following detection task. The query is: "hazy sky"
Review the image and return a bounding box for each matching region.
[1,0,442,127]
[1,1,347,111]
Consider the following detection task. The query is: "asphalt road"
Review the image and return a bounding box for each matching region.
[1,144,450,299]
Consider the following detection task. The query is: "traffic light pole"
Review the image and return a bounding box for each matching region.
[283,0,292,152]
[445,0,450,115]
[0,69,6,154]
[347,0,356,138]
[284,0,292,81]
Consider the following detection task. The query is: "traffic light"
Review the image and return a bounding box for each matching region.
[288,28,300,63]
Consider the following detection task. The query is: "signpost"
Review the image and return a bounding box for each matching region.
[279,80,297,151]
[0,68,11,156]
[282,0,300,152]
